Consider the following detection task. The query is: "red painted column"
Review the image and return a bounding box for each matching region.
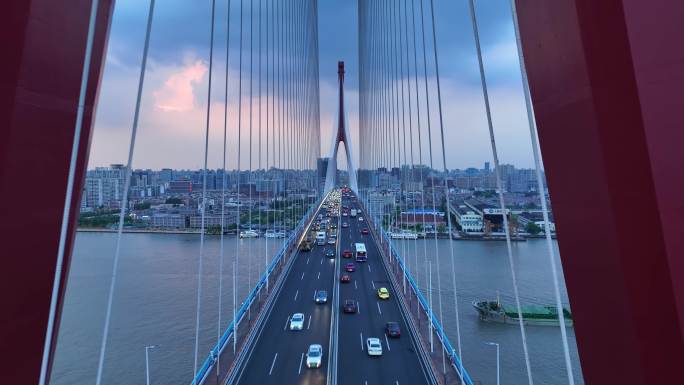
[0,1,114,383]
[515,1,684,384]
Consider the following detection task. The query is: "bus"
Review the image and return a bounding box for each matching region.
[355,243,367,262]
[316,231,327,246]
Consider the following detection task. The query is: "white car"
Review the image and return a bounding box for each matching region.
[358,216,364,222]
[366,338,383,356]
[306,344,323,368]
[327,238,336,245]
[289,313,304,331]
[239,230,259,238]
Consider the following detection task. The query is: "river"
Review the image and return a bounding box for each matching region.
[51,232,583,385]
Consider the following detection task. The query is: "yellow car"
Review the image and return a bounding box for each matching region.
[377,287,390,300]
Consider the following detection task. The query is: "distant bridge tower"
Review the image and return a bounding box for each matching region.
[324,61,358,194]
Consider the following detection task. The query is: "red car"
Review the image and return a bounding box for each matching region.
[340,274,351,283]
[345,263,356,272]
[361,228,369,235]
[343,249,352,258]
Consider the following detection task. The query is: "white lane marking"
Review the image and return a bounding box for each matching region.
[377,302,382,315]
[307,314,312,330]
[385,334,391,351]
[306,257,310,264]
[317,271,321,280]
[284,315,290,330]
[365,382,368,385]
[354,280,357,290]
[360,332,364,351]
[313,290,317,300]
[371,280,376,290]
[357,301,361,314]
[294,290,299,301]
[269,353,278,375]
[301,272,305,280]
[320,258,324,265]
[298,352,305,374]
[368,264,372,272]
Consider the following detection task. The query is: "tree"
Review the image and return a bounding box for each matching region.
[437,224,447,234]
[526,222,542,235]
[134,202,151,210]
[165,197,183,204]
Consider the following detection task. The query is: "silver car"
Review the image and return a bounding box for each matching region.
[366,338,382,356]
[289,313,304,331]
[306,344,323,368]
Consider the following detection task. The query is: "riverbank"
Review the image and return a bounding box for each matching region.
[77,228,201,235]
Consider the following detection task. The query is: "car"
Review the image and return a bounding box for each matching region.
[377,287,390,300]
[342,222,349,228]
[366,338,383,356]
[361,228,369,235]
[385,321,401,337]
[345,263,356,272]
[358,216,364,222]
[306,344,323,368]
[289,313,304,330]
[315,290,328,304]
[331,223,337,229]
[327,238,336,245]
[300,241,312,252]
[325,249,335,258]
[343,300,357,313]
[342,249,352,258]
[342,212,348,217]
[340,274,351,283]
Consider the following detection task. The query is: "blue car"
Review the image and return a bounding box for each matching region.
[325,249,335,258]
[315,290,328,304]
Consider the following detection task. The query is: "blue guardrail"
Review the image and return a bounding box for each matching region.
[189,200,319,385]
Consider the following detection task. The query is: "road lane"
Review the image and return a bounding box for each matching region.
[336,195,431,385]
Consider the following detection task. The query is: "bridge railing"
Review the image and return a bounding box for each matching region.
[190,198,320,385]
[380,230,475,385]
[358,195,475,385]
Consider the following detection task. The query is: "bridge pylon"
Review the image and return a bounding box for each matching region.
[324,61,358,194]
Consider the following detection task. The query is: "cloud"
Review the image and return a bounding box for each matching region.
[153,61,208,112]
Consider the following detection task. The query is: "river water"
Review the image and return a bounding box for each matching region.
[51,232,583,385]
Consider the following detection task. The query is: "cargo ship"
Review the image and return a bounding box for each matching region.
[472,296,573,327]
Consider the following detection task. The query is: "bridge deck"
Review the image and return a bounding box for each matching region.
[231,192,432,385]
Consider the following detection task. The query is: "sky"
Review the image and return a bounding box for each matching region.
[88,0,537,171]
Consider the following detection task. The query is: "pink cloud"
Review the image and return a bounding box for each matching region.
[154,60,207,112]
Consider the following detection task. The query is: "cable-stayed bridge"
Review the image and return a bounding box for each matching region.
[3,1,684,385]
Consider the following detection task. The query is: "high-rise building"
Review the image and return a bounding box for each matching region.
[83,164,127,209]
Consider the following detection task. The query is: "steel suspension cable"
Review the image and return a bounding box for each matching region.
[95,1,155,384]
[508,0,575,383]
[216,0,233,378]
[233,0,244,354]
[40,1,103,383]
[465,1,535,383]
[192,0,218,376]
[427,0,466,379]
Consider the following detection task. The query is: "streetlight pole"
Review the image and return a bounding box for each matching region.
[484,341,500,385]
[145,345,158,385]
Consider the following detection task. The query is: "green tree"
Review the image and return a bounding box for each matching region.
[134,202,151,210]
[165,197,183,204]
[526,222,542,235]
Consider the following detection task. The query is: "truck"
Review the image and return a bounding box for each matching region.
[350,209,357,217]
